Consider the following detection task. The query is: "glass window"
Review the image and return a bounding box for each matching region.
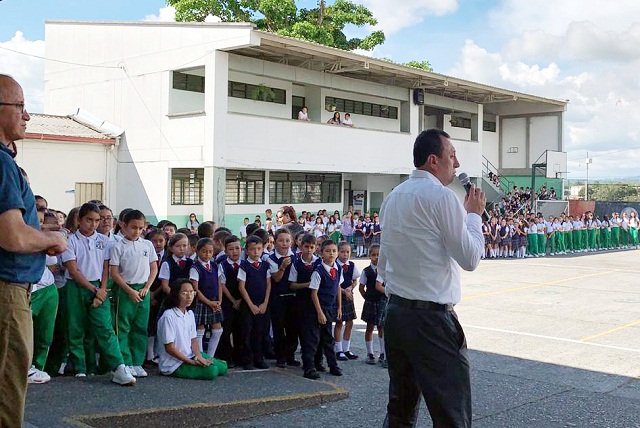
[173,71,205,93]
[227,81,286,105]
[171,169,204,205]
[225,170,265,205]
[269,171,342,204]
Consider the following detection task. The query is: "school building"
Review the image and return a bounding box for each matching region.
[43,20,568,232]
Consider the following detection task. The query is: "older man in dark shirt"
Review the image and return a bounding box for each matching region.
[0,74,67,427]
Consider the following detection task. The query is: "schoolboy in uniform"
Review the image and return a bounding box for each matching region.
[213,229,231,265]
[218,236,243,367]
[237,235,271,370]
[302,240,343,380]
[268,229,300,368]
[334,240,360,361]
[109,210,158,378]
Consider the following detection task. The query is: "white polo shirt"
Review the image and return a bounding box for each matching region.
[159,255,189,281]
[268,249,294,274]
[32,255,57,293]
[288,255,318,282]
[309,261,343,290]
[158,307,197,375]
[336,259,360,284]
[61,230,111,282]
[189,259,223,282]
[110,237,158,284]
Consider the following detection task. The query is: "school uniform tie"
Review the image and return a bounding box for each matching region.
[233,263,239,270]
[178,260,186,269]
[205,263,211,272]
[330,268,337,280]
[253,261,260,269]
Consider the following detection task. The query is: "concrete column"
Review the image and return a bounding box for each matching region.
[203,50,229,224]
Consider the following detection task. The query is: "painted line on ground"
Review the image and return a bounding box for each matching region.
[464,324,640,354]
[579,320,640,342]
[462,270,617,301]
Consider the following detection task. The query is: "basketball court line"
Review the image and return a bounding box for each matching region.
[579,320,640,342]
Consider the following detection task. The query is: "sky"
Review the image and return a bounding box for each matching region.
[1,0,638,179]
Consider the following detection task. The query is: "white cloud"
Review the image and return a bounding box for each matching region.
[0,31,45,113]
[143,5,176,22]
[356,0,458,35]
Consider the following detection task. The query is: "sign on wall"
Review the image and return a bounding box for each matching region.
[352,190,366,213]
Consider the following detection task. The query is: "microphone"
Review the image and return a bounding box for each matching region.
[458,173,471,194]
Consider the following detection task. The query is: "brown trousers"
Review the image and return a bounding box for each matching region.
[0,283,33,428]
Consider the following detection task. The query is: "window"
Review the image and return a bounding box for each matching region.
[227,81,286,104]
[483,121,497,132]
[173,71,205,93]
[171,169,204,205]
[75,182,103,206]
[325,96,398,120]
[269,172,341,204]
[226,170,265,205]
[292,96,305,119]
[450,116,472,129]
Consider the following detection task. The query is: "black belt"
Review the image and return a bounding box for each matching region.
[0,279,33,293]
[389,294,453,312]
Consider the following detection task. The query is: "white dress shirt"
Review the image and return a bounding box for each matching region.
[378,169,483,304]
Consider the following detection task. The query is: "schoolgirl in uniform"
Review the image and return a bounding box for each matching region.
[312,216,326,239]
[61,203,134,385]
[109,210,158,378]
[157,279,227,380]
[359,244,386,366]
[517,218,528,258]
[528,218,538,257]
[334,241,360,361]
[354,218,366,257]
[158,233,193,297]
[482,220,491,259]
[621,212,630,248]
[498,218,509,258]
[190,238,224,359]
[489,217,499,258]
[585,212,598,251]
[371,216,382,246]
[629,211,639,248]
[537,217,547,256]
[601,215,611,250]
[611,212,621,248]
[563,216,573,253]
[363,217,373,256]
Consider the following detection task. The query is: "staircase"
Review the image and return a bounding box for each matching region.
[481,156,515,205]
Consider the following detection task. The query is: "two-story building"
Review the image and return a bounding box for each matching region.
[44,20,567,232]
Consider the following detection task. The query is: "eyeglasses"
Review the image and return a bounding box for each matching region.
[0,102,27,113]
[100,216,113,221]
[180,290,197,296]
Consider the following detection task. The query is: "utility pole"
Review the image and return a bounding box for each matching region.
[585,152,592,200]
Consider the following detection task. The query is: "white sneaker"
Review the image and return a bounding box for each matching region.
[75,373,87,378]
[112,364,136,386]
[28,366,51,384]
[131,365,148,377]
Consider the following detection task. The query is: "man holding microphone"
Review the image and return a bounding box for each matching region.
[0,74,67,426]
[380,129,485,427]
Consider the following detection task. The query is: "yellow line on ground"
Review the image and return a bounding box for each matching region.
[462,270,617,301]
[579,320,640,342]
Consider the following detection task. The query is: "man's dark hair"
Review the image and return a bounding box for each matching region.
[413,129,450,168]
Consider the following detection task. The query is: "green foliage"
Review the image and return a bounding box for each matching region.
[578,183,639,202]
[404,60,433,71]
[168,0,385,51]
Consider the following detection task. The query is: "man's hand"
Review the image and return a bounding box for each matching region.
[464,184,486,216]
[45,232,68,256]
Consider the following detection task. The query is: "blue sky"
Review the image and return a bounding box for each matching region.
[1,0,640,179]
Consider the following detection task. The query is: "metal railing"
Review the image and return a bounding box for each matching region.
[482,156,516,198]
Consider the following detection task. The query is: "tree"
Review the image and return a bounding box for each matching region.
[404,60,433,71]
[167,0,386,51]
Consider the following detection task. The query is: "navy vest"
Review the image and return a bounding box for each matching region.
[363,265,382,302]
[240,259,270,304]
[215,253,228,265]
[166,255,193,282]
[193,260,219,301]
[221,260,241,300]
[314,263,341,310]
[269,252,296,296]
[339,261,355,289]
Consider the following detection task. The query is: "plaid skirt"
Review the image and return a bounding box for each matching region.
[195,300,224,326]
[361,297,388,326]
[511,235,520,248]
[354,233,365,246]
[372,234,381,245]
[520,236,528,247]
[337,297,356,321]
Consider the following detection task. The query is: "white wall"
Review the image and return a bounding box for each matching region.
[444,114,472,141]
[169,88,205,114]
[501,117,527,168]
[529,115,559,164]
[451,139,482,178]
[227,70,291,119]
[482,129,499,168]
[14,139,111,213]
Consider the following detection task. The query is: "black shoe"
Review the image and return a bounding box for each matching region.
[242,365,254,371]
[276,360,286,369]
[315,363,327,372]
[254,361,269,370]
[344,351,359,360]
[329,366,343,376]
[286,359,301,367]
[336,352,348,361]
[303,369,321,380]
[226,361,236,369]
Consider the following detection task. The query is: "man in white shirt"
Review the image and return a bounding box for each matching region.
[379,129,485,428]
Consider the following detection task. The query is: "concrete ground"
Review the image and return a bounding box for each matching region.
[24,250,640,427]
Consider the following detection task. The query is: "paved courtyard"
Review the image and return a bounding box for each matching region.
[25,250,640,427]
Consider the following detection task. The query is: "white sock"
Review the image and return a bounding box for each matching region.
[335,341,343,353]
[207,328,223,357]
[146,336,155,360]
[366,340,373,354]
[197,328,205,353]
[342,339,351,352]
[378,336,385,355]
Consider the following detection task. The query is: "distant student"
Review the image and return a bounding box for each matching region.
[187,234,199,260]
[289,233,320,330]
[239,218,250,247]
[146,228,166,362]
[354,218,366,257]
[302,240,343,380]
[158,233,193,297]
[28,256,60,384]
[359,244,386,366]
[267,229,300,368]
[334,241,359,361]
[61,203,135,385]
[163,222,178,239]
[213,229,231,264]
[190,238,224,359]
[237,236,271,370]
[218,236,244,367]
[157,279,227,379]
[109,210,158,378]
